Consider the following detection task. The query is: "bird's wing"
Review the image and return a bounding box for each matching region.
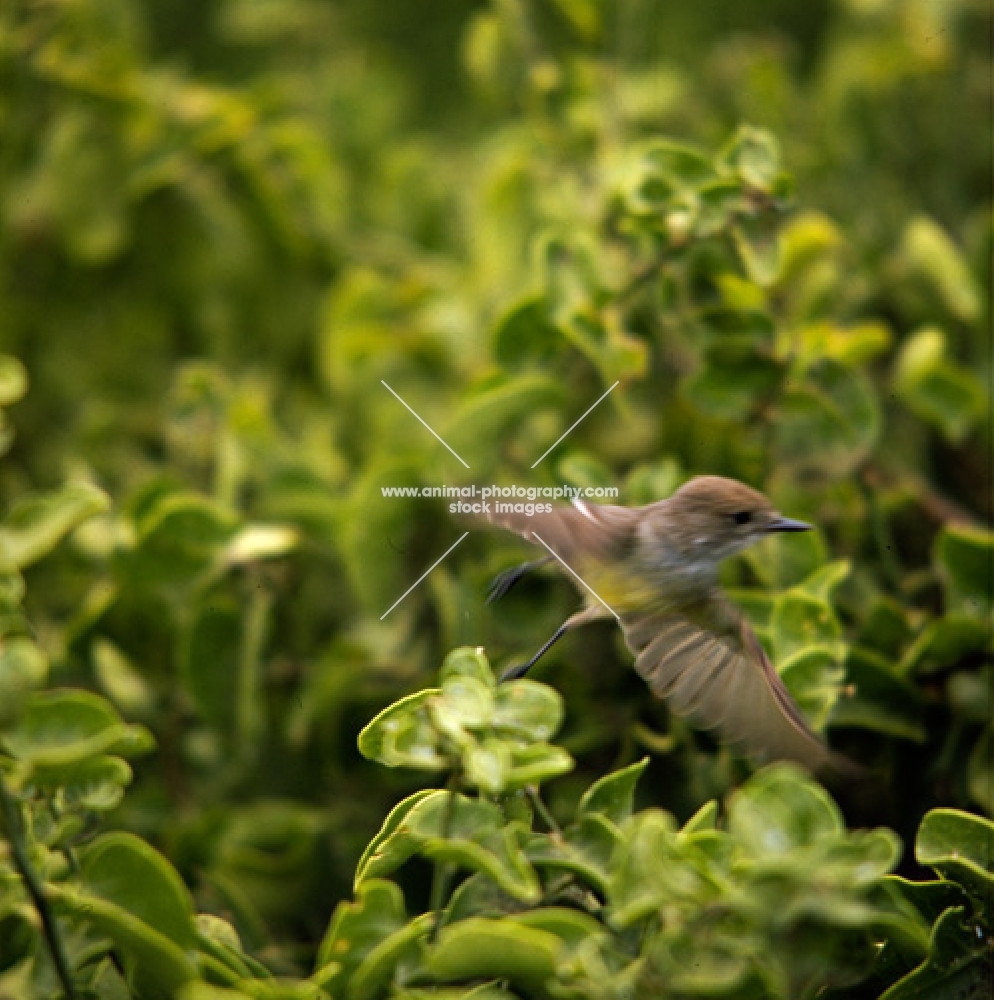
[619,593,851,775]
[481,498,641,566]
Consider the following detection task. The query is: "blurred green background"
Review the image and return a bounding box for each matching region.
[0,0,990,982]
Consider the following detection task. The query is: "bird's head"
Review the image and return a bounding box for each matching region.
[658,476,811,565]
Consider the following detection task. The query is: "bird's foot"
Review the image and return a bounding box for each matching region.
[486,559,547,604]
[499,661,532,683]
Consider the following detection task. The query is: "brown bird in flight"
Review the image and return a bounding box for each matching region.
[483,475,861,779]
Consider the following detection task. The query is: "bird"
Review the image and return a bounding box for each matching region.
[481,475,862,779]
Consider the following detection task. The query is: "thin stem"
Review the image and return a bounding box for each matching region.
[429,780,459,943]
[236,582,272,758]
[859,473,903,591]
[0,770,79,1000]
[527,785,562,839]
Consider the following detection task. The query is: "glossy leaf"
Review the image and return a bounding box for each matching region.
[879,906,992,1000]
[830,647,926,742]
[357,690,448,771]
[577,757,649,825]
[0,356,28,407]
[3,689,154,776]
[0,483,110,570]
[82,832,197,948]
[728,764,843,855]
[916,809,994,903]
[429,917,560,996]
[314,879,408,989]
[776,359,879,473]
[900,216,981,323]
[894,327,986,443]
[934,524,994,616]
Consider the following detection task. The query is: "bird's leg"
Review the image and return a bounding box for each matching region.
[486,557,552,604]
[500,623,568,682]
[499,605,609,683]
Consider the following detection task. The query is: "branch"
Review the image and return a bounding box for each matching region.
[0,769,79,1000]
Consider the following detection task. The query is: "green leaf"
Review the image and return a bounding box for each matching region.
[56,887,196,999]
[638,139,713,190]
[556,451,615,492]
[0,356,28,407]
[968,725,994,816]
[830,648,925,742]
[444,374,562,464]
[894,327,986,443]
[916,808,994,903]
[771,592,842,663]
[221,524,299,567]
[934,524,994,617]
[879,906,992,1000]
[3,689,154,774]
[429,918,560,997]
[132,493,239,587]
[92,637,154,716]
[357,690,448,771]
[857,596,912,658]
[492,297,563,369]
[180,602,241,735]
[349,913,432,1000]
[503,742,574,789]
[947,668,993,724]
[492,680,564,742]
[431,674,495,742]
[408,795,540,902]
[884,875,971,926]
[314,879,408,990]
[743,530,828,591]
[82,832,196,949]
[578,757,649,825]
[901,614,990,676]
[728,764,843,856]
[795,560,850,603]
[778,646,844,730]
[464,739,510,794]
[442,872,528,926]
[355,790,438,889]
[526,812,619,897]
[682,345,781,421]
[776,359,880,473]
[546,0,602,40]
[681,800,719,835]
[211,801,323,925]
[0,483,110,570]
[607,808,683,928]
[718,126,782,193]
[510,907,604,949]
[358,792,540,902]
[900,216,981,323]
[0,636,48,728]
[440,647,495,689]
[48,754,134,812]
[731,213,782,286]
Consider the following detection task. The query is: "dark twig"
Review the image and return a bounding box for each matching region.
[0,769,79,1000]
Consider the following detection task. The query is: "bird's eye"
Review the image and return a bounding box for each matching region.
[733,511,752,525]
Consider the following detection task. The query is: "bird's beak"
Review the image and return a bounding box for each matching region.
[767,515,812,533]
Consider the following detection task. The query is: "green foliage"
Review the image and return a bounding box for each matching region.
[0,0,990,996]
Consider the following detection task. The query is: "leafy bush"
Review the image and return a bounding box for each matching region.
[0,0,991,997]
